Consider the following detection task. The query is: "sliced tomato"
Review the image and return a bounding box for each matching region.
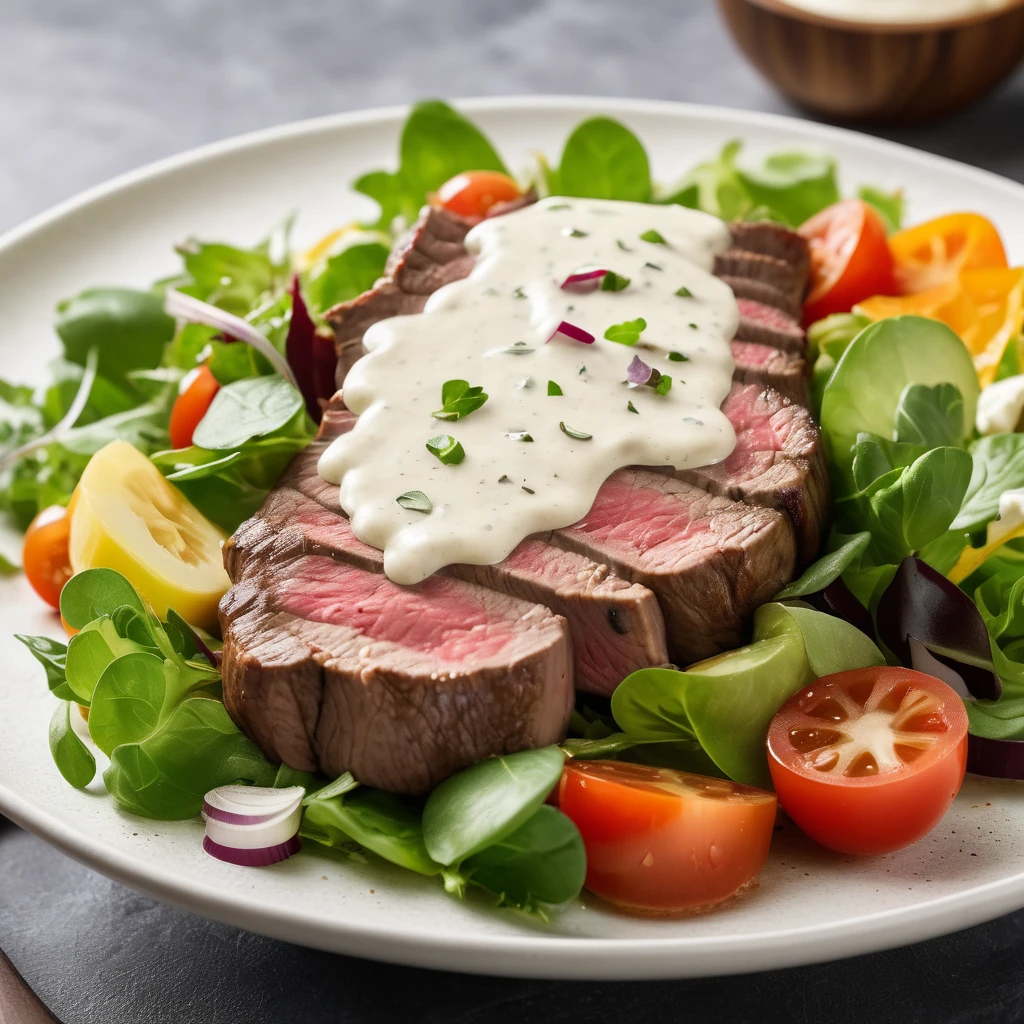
[890,213,1008,295]
[23,504,73,609]
[169,365,220,449]
[767,667,968,856]
[434,171,522,221]
[799,200,895,326]
[557,760,777,916]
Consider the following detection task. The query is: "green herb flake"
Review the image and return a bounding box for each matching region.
[668,351,689,362]
[432,379,488,421]
[547,381,563,396]
[616,240,633,252]
[426,434,466,465]
[521,486,535,495]
[640,229,667,244]
[513,286,527,299]
[688,323,699,330]
[654,375,673,396]
[643,261,663,272]
[506,431,534,442]
[578,365,587,375]
[627,400,639,414]
[547,202,571,211]
[562,227,588,238]
[674,286,693,298]
[498,474,512,483]
[560,422,593,440]
[600,271,631,293]
[504,344,534,355]
[603,318,647,346]
[396,490,433,513]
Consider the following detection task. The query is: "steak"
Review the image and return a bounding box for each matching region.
[713,250,806,316]
[550,468,797,664]
[729,221,810,285]
[735,299,806,354]
[678,382,827,562]
[234,411,671,698]
[731,340,806,405]
[221,515,573,794]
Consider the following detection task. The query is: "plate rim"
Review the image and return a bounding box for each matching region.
[2,94,1024,979]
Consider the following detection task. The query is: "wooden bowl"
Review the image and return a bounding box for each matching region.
[716,0,1024,123]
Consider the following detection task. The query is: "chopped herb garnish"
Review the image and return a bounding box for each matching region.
[503,344,534,355]
[560,422,592,440]
[654,375,673,396]
[498,474,512,483]
[688,323,698,330]
[643,261,663,272]
[522,486,536,495]
[513,285,527,299]
[683,416,703,425]
[562,227,588,238]
[426,434,466,465]
[674,286,693,298]
[578,365,587,375]
[547,380,563,396]
[600,271,631,292]
[627,400,639,414]
[506,431,534,442]
[640,229,667,244]
[668,351,689,362]
[604,317,647,346]
[616,240,632,252]
[396,490,432,513]
[547,202,571,211]
[432,379,488,421]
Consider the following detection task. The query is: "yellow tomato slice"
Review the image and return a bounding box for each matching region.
[889,213,1008,294]
[68,440,230,628]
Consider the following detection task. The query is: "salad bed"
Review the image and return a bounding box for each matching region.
[6,101,1024,921]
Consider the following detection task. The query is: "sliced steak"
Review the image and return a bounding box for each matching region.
[549,468,797,665]
[717,275,802,320]
[731,341,806,405]
[729,221,810,285]
[734,298,806,354]
[678,382,827,563]
[713,250,806,315]
[249,413,671,697]
[221,529,573,795]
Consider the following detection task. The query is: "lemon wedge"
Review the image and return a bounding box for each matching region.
[68,441,230,628]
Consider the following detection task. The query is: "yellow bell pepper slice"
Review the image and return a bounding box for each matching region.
[68,440,230,628]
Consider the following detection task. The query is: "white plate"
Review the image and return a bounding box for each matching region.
[1,97,1023,981]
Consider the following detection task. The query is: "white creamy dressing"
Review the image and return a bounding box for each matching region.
[779,0,1010,23]
[318,197,739,585]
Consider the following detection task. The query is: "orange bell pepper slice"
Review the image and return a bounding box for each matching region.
[889,213,1008,294]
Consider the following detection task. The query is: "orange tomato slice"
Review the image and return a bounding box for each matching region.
[889,212,1008,294]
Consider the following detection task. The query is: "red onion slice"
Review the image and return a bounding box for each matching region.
[203,834,301,867]
[560,269,606,293]
[202,784,305,825]
[626,355,654,386]
[547,321,594,346]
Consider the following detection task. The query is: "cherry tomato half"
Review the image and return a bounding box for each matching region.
[799,200,895,326]
[767,667,968,856]
[557,760,777,916]
[434,170,522,221]
[889,212,1008,295]
[169,365,220,449]
[23,504,73,609]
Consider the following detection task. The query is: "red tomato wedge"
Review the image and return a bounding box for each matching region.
[434,170,522,221]
[799,200,895,325]
[767,667,968,856]
[889,212,1008,294]
[557,761,777,916]
[169,364,220,449]
[23,504,73,609]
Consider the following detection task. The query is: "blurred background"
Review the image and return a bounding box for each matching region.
[2,2,1024,1023]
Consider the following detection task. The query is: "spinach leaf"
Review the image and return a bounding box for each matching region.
[15,633,74,701]
[65,619,152,704]
[422,746,565,866]
[893,382,964,448]
[966,697,1024,741]
[103,697,278,820]
[87,652,169,755]
[857,185,904,234]
[458,805,585,915]
[43,359,137,428]
[660,140,750,220]
[953,434,1024,532]
[60,568,148,629]
[301,787,440,876]
[173,234,288,317]
[192,376,307,451]
[56,288,174,386]
[557,117,652,202]
[974,570,1024,695]
[737,150,840,226]
[774,532,871,599]
[49,701,96,789]
[305,242,390,313]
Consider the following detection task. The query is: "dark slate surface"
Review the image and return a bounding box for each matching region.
[2,2,1024,1021]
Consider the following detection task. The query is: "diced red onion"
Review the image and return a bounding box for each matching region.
[547,321,594,346]
[626,355,654,386]
[164,288,298,389]
[560,269,606,293]
[203,835,301,867]
[967,734,1024,779]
